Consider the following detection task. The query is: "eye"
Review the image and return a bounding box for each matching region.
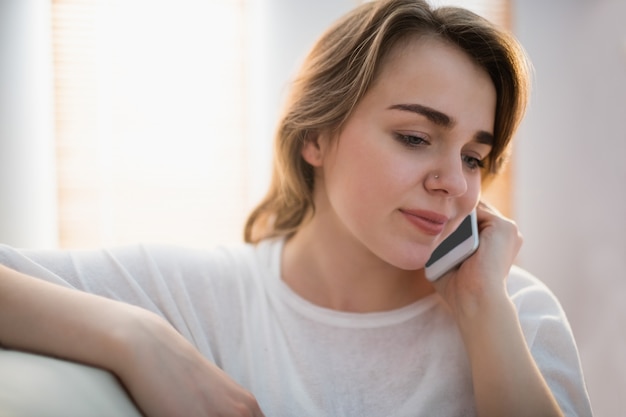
[395,133,430,148]
[462,154,486,170]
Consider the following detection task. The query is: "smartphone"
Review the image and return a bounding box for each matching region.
[424,210,479,282]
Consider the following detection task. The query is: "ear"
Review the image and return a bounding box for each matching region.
[301,131,326,167]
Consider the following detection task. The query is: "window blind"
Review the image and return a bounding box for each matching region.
[52,0,251,248]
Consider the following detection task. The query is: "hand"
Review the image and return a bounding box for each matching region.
[428,203,564,416]
[115,309,266,417]
[430,201,523,319]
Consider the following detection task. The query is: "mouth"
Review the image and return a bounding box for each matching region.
[399,209,448,236]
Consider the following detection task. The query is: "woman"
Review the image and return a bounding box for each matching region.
[0,0,592,416]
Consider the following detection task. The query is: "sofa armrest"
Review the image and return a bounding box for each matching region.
[0,347,143,417]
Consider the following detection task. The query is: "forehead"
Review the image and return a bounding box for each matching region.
[376,34,489,90]
[364,34,496,133]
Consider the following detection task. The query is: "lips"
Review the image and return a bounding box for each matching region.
[400,209,448,236]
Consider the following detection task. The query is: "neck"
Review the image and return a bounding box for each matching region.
[281,211,435,313]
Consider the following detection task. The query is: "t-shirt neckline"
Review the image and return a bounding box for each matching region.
[262,237,441,329]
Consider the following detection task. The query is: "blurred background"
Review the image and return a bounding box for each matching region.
[0,0,624,415]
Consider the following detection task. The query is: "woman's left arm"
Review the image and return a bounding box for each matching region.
[432,202,564,417]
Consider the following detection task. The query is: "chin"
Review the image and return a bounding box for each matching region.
[394,259,429,271]
[361,232,434,271]
[382,245,432,271]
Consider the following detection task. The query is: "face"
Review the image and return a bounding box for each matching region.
[303,36,496,270]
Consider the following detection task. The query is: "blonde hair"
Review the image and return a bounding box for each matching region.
[244,0,531,243]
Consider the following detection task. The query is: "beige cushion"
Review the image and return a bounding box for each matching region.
[0,348,142,417]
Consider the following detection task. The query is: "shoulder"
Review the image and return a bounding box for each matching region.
[506,267,593,416]
[134,238,278,282]
[505,265,575,354]
[505,265,577,372]
[506,265,565,316]
[134,241,259,273]
[127,238,282,306]
[506,264,550,293]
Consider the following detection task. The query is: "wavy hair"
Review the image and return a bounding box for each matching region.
[244,0,531,243]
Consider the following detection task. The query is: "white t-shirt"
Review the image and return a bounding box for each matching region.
[0,239,593,416]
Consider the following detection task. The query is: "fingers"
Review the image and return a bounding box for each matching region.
[236,392,266,417]
[475,199,505,219]
[476,200,523,242]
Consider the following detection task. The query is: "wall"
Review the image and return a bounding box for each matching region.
[513,1,626,416]
[0,0,57,248]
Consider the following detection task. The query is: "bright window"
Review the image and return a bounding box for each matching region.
[53,0,256,248]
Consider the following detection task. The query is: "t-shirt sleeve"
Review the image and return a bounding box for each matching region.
[507,266,594,417]
[0,243,187,313]
[0,243,239,361]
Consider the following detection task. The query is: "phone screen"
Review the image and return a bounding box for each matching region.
[425,214,473,267]
[424,211,479,281]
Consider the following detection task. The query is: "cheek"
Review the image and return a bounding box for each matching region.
[325,138,419,220]
[325,146,383,211]
[467,178,482,207]
[451,179,481,227]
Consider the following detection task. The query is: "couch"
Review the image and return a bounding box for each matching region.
[0,347,143,416]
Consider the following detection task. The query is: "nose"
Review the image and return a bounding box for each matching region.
[425,157,468,196]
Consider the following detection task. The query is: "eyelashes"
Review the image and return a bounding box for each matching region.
[393,133,486,171]
[394,133,429,148]
[462,155,485,170]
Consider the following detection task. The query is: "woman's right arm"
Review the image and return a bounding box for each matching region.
[0,264,265,417]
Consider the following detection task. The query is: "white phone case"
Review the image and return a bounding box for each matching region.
[424,210,479,282]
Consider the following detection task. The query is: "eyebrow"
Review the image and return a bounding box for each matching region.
[388,103,494,146]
